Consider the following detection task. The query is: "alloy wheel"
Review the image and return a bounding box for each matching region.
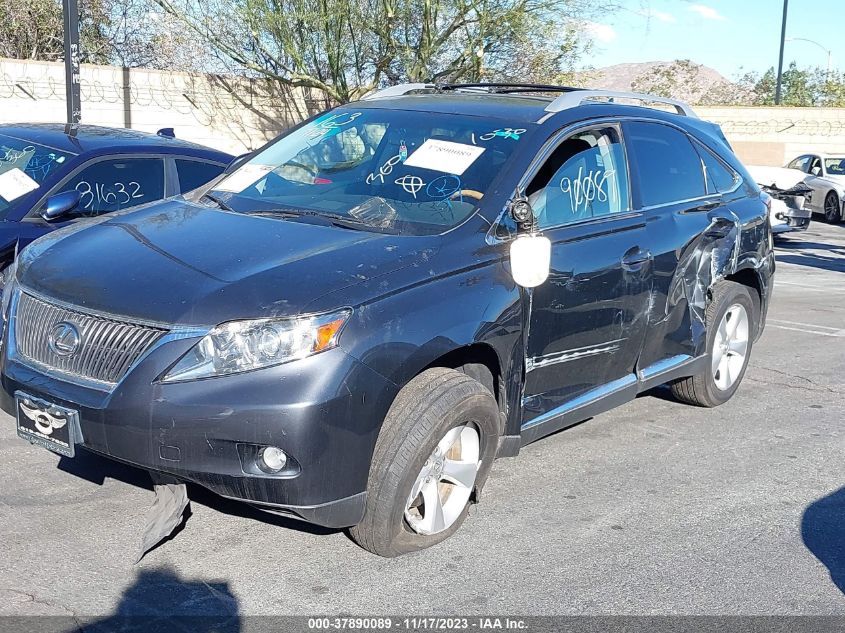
[711,303,750,391]
[404,424,481,535]
[825,194,841,223]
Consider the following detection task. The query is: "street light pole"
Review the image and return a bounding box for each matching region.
[62,0,81,130]
[787,37,833,75]
[775,0,789,105]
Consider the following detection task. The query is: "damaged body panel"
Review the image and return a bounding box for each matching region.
[0,89,773,542]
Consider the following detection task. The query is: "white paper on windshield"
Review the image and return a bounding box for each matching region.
[0,168,39,202]
[403,140,485,175]
[215,164,274,193]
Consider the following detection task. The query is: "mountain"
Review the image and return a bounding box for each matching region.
[576,61,735,104]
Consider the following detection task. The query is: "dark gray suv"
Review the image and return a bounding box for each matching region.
[1,84,774,556]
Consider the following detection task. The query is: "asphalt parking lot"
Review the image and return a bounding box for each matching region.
[0,220,844,619]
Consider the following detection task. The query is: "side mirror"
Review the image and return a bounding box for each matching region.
[510,234,551,288]
[41,190,81,222]
[506,195,550,287]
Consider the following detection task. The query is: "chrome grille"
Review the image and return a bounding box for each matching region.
[14,292,167,385]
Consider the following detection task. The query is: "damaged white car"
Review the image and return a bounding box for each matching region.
[752,154,845,224]
[746,164,813,234]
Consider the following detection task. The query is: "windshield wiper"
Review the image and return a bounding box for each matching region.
[202,192,234,211]
[244,208,397,233]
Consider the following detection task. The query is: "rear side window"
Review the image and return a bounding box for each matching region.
[696,143,740,194]
[625,121,705,208]
[176,159,226,193]
[58,157,165,216]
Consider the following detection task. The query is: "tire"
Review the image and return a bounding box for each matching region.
[349,367,500,557]
[824,191,842,223]
[671,281,755,408]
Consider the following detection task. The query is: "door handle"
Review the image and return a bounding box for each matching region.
[621,247,652,269]
[704,224,733,238]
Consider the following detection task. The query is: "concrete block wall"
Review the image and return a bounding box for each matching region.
[698,106,845,166]
[0,58,322,154]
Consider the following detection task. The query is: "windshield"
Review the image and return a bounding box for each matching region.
[824,158,845,175]
[0,134,75,218]
[210,108,531,235]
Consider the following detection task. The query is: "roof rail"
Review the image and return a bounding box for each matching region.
[545,90,698,118]
[361,83,434,100]
[362,82,581,100]
[437,83,581,94]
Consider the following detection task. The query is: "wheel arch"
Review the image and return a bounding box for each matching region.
[723,267,763,336]
[422,343,505,414]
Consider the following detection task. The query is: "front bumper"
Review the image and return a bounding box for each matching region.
[2,335,398,528]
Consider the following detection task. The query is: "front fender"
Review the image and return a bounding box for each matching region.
[330,255,526,436]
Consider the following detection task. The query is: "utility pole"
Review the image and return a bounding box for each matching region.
[775,0,789,105]
[62,0,81,131]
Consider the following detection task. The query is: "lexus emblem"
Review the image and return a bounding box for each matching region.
[48,321,81,357]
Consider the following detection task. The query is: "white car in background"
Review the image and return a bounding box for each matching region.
[782,154,845,223]
[746,164,813,235]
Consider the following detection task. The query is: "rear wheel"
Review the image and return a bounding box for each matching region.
[671,281,755,407]
[349,368,500,557]
[824,191,842,223]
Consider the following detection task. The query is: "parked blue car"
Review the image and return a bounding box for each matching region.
[0,124,233,270]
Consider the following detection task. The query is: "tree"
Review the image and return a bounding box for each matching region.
[0,0,208,69]
[0,0,65,61]
[748,63,845,107]
[150,0,614,103]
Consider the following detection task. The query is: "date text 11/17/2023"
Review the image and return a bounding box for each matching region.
[307,617,529,630]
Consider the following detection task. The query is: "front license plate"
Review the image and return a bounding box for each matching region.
[15,392,80,458]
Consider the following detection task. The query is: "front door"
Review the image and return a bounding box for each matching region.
[520,124,652,425]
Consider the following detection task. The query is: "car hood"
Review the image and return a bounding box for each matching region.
[16,200,436,325]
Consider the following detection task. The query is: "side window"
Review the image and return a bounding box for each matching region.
[696,143,740,194]
[58,157,165,216]
[526,126,630,229]
[788,156,809,171]
[175,159,225,193]
[625,121,706,208]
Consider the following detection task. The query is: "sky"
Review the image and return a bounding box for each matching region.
[581,0,845,79]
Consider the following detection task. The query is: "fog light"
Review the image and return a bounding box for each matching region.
[258,446,288,473]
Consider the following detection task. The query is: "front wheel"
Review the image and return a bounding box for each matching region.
[671,281,755,407]
[349,368,500,557]
[824,191,842,223]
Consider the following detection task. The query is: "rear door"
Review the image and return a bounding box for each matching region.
[623,120,743,369]
[521,123,652,425]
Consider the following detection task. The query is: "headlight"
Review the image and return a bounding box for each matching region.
[162,309,351,382]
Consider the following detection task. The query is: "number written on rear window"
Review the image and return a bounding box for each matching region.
[57,158,165,216]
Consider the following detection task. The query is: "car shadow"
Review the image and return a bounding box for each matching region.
[775,253,845,273]
[62,566,241,632]
[58,448,340,537]
[802,486,845,594]
[775,239,845,254]
[773,233,845,273]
